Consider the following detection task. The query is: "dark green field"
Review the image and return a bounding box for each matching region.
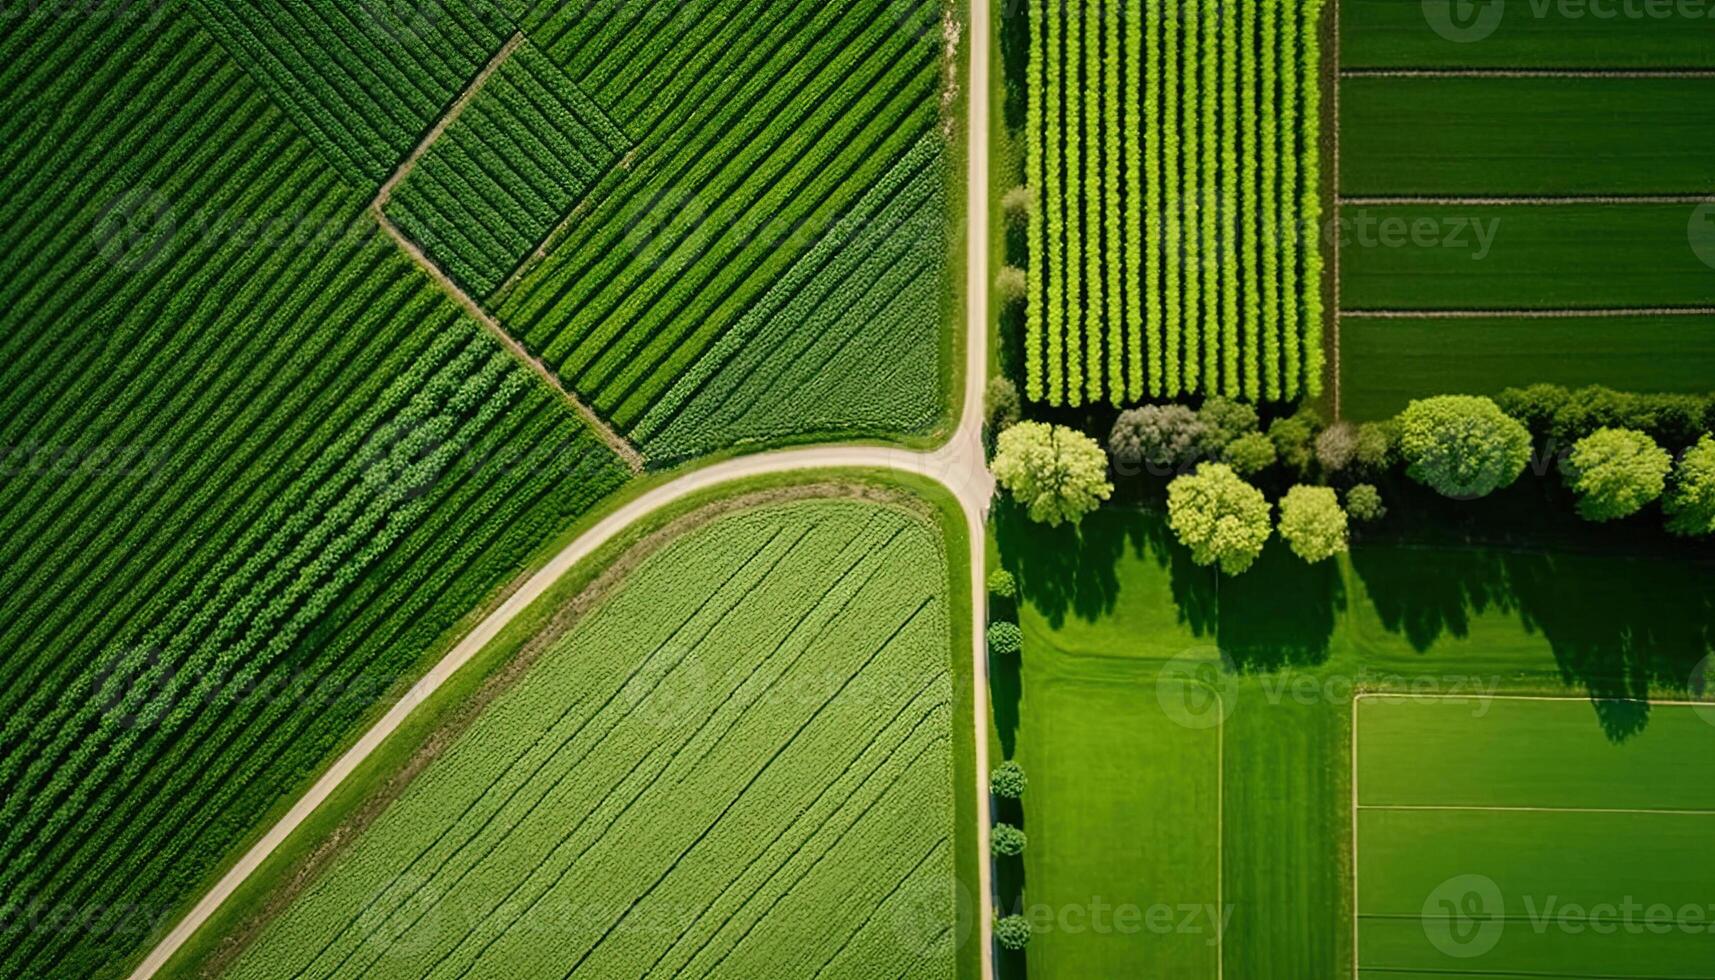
[1341,77,1715,196]
[1342,0,1715,67]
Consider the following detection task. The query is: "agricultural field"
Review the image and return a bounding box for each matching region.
[493,0,959,462]
[1337,2,1715,417]
[1356,697,1715,978]
[212,489,976,980]
[0,5,637,977]
[1025,0,1327,406]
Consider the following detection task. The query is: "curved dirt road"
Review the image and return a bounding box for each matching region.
[132,1,994,975]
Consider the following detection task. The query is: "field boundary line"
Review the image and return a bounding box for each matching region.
[374,32,525,212]
[1358,803,1715,816]
[1343,307,1715,320]
[1349,693,1359,979]
[1330,0,1343,419]
[374,206,646,473]
[1341,68,1715,79]
[1341,195,1715,206]
[1354,691,1715,706]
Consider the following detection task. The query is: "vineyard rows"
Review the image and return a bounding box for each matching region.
[0,10,628,977]
[227,498,960,980]
[1027,0,1326,405]
[188,0,513,187]
[494,0,951,458]
[386,40,630,298]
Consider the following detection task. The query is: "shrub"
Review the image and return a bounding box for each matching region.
[1002,184,1033,232]
[1345,483,1387,523]
[1277,485,1349,563]
[1665,435,1715,536]
[1109,404,1209,473]
[1222,431,1277,477]
[984,377,1022,432]
[992,422,1113,526]
[1198,396,1259,451]
[995,915,1033,950]
[1633,392,1710,451]
[987,569,1017,600]
[991,822,1028,857]
[1352,421,1395,476]
[1497,383,1571,439]
[1396,395,1532,499]
[1561,428,1671,522]
[990,761,1028,798]
[1166,463,1273,575]
[1314,420,1358,475]
[1268,411,1319,478]
[995,265,1028,310]
[987,621,1023,657]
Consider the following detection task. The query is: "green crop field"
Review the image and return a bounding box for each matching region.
[219,490,974,980]
[1356,697,1715,978]
[0,6,634,977]
[1341,0,1715,68]
[1025,0,1327,406]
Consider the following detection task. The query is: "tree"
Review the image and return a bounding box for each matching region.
[1001,185,1033,232]
[995,915,1032,950]
[987,621,1023,657]
[1352,421,1395,476]
[1561,427,1671,522]
[1166,464,1273,575]
[1278,485,1349,563]
[995,265,1027,310]
[992,422,1113,525]
[1315,421,1359,475]
[1267,410,1320,478]
[1345,483,1387,523]
[1198,396,1259,451]
[991,823,1028,857]
[1497,383,1571,439]
[1222,431,1277,478]
[990,761,1028,798]
[1665,435,1715,536]
[1396,395,1532,499]
[986,569,1017,600]
[984,377,1022,433]
[1109,404,1209,473]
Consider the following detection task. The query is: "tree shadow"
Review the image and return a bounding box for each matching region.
[1349,545,1517,654]
[1217,540,1343,672]
[999,0,1029,129]
[991,646,1022,759]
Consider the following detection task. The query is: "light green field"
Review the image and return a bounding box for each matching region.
[226,491,974,980]
[1356,697,1715,979]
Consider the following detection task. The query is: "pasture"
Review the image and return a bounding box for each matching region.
[1355,696,1715,978]
[1024,0,1328,406]
[219,489,976,980]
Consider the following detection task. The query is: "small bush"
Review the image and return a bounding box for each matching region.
[1561,428,1671,522]
[991,822,1028,857]
[1002,185,1033,232]
[995,915,1033,950]
[1315,421,1359,475]
[990,761,1028,798]
[987,569,1017,600]
[1222,431,1277,478]
[1198,396,1260,451]
[1268,413,1318,478]
[1352,421,1395,476]
[995,266,1028,310]
[984,377,1022,432]
[1345,484,1387,523]
[987,621,1023,657]
[1497,383,1571,439]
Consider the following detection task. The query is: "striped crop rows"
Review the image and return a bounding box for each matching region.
[386,40,630,298]
[1027,0,1327,406]
[494,0,951,460]
[227,496,960,980]
[187,0,513,187]
[0,10,628,976]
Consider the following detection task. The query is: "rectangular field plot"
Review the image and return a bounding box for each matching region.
[1340,203,1715,311]
[1341,0,1715,68]
[1339,313,1715,418]
[1355,696,1715,979]
[1021,653,1222,980]
[1341,77,1715,196]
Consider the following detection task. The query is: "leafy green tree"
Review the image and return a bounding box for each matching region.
[1497,383,1572,439]
[1352,421,1395,476]
[990,761,1028,799]
[1002,185,1033,232]
[992,422,1113,525]
[1222,431,1277,478]
[1396,395,1532,499]
[1665,435,1715,537]
[995,265,1027,310]
[984,377,1022,433]
[1166,463,1273,575]
[986,569,1017,600]
[1278,485,1349,563]
[1345,483,1387,523]
[1315,421,1359,475]
[995,915,1032,950]
[987,621,1023,657]
[1198,396,1259,451]
[1267,410,1320,478]
[991,823,1028,857]
[1561,427,1671,522]
[1109,404,1209,473]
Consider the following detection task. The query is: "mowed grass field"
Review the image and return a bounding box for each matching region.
[221,491,976,980]
[0,7,632,976]
[1336,0,1715,417]
[1356,697,1715,979]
